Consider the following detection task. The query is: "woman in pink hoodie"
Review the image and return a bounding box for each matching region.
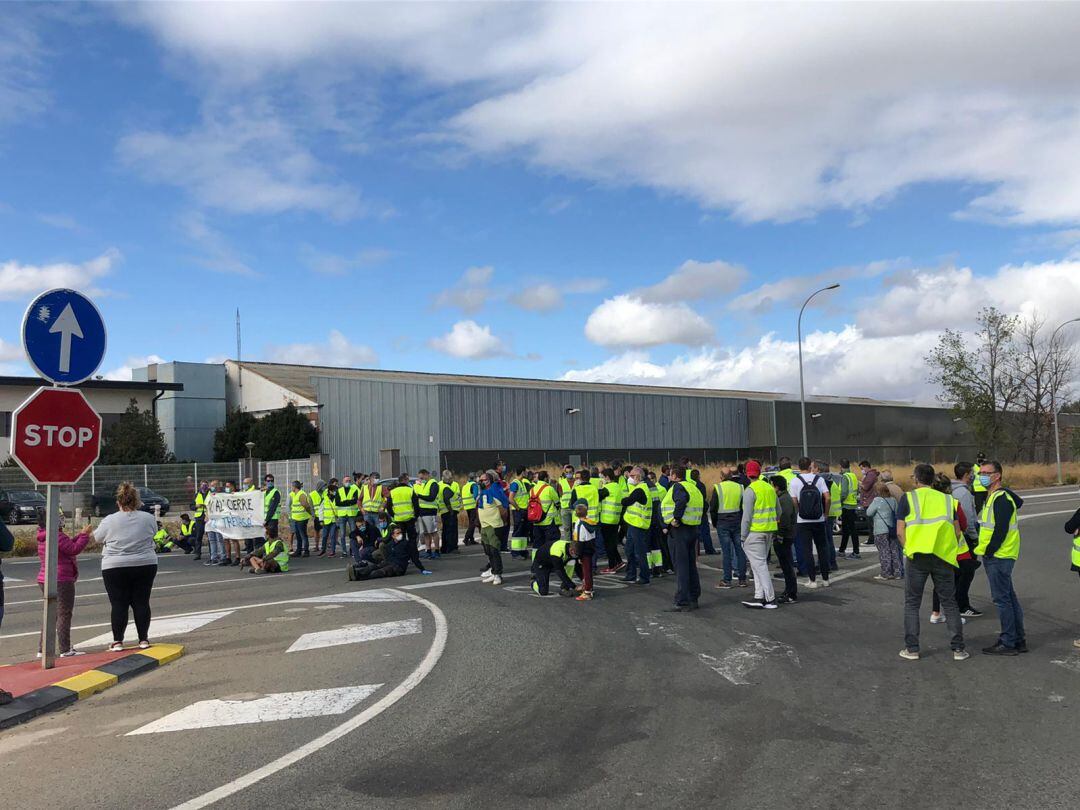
[37,514,91,657]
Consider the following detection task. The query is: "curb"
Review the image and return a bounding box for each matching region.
[0,644,185,731]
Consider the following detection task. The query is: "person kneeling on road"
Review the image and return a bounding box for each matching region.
[347,522,431,581]
[242,537,290,574]
[532,537,577,597]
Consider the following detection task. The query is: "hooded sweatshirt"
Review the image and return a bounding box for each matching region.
[37,527,91,583]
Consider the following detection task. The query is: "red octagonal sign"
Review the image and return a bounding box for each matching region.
[10,387,102,485]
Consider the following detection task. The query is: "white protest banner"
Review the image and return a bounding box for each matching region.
[206,491,266,539]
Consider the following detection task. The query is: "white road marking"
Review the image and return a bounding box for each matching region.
[127,685,382,735]
[295,589,408,603]
[398,570,530,589]
[1050,652,1080,674]
[286,618,423,653]
[824,563,882,584]
[171,589,448,810]
[79,611,234,648]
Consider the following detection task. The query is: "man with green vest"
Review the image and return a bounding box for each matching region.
[531,536,577,596]
[570,470,600,525]
[263,474,281,543]
[661,466,704,611]
[710,467,747,588]
[838,458,861,558]
[776,457,796,487]
[971,452,988,510]
[529,470,561,548]
[597,468,625,572]
[557,464,576,541]
[246,536,290,574]
[288,480,313,557]
[335,474,361,552]
[413,469,441,558]
[821,461,842,572]
[739,460,778,609]
[388,473,419,548]
[895,463,967,661]
[620,466,653,584]
[508,468,532,558]
[439,469,461,556]
[191,480,209,560]
[177,513,195,553]
[154,521,176,553]
[461,473,480,545]
[361,472,386,538]
[975,460,1026,655]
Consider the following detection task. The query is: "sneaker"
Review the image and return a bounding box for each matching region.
[1073,639,1080,649]
[737,580,749,588]
[716,581,734,589]
[634,579,650,586]
[804,579,819,590]
[559,587,575,597]
[873,575,889,581]
[899,649,920,660]
[218,559,231,566]
[480,570,494,580]
[575,590,594,601]
[204,560,215,566]
[59,648,86,657]
[614,561,627,573]
[1015,640,1029,653]
[741,599,766,609]
[929,613,945,624]
[845,553,861,560]
[820,579,830,588]
[982,643,1018,656]
[960,609,983,618]
[600,567,618,575]
[762,600,778,609]
[490,575,503,585]
[953,649,970,661]
[347,565,358,581]
[776,594,799,605]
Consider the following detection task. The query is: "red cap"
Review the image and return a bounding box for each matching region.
[746,460,762,478]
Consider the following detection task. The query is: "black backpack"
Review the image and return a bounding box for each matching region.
[796,474,824,521]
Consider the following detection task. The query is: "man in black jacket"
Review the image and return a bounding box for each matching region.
[347,523,430,581]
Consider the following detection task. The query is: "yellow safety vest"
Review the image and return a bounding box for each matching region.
[532,482,559,526]
[842,472,859,507]
[390,485,415,521]
[264,487,280,520]
[779,469,796,486]
[558,478,575,509]
[194,491,206,519]
[362,484,385,513]
[435,482,451,515]
[548,539,571,561]
[179,521,193,538]
[715,480,744,513]
[153,529,171,547]
[310,488,323,518]
[572,483,600,523]
[649,484,666,521]
[660,481,704,526]
[828,481,842,518]
[748,479,778,532]
[623,483,652,529]
[414,479,438,511]
[1072,531,1080,570]
[902,488,960,566]
[448,481,462,512]
[461,481,478,511]
[320,490,338,523]
[338,484,361,517]
[265,539,290,572]
[599,481,624,525]
[975,489,1020,559]
[290,490,311,521]
[511,479,531,510]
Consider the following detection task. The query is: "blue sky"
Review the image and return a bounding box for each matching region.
[3,3,1080,403]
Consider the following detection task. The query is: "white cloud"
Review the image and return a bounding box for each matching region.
[0,12,47,128]
[104,354,166,382]
[36,212,87,234]
[117,102,361,219]
[179,211,255,276]
[433,266,495,313]
[0,338,24,363]
[0,249,119,301]
[299,245,392,276]
[631,259,747,303]
[429,320,508,359]
[123,3,1080,227]
[510,283,562,312]
[584,295,714,348]
[266,330,378,368]
[564,327,935,402]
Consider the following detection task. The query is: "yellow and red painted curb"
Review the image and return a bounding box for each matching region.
[0,644,184,731]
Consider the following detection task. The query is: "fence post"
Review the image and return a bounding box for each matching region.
[144,464,149,486]
[194,462,198,485]
[91,465,95,496]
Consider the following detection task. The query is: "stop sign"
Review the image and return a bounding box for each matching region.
[10,387,102,484]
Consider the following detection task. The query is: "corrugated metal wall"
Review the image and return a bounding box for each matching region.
[314,376,440,474]
[437,384,748,450]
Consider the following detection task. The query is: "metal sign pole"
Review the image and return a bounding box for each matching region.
[42,484,59,669]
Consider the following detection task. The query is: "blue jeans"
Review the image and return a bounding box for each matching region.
[337,515,357,542]
[320,523,338,554]
[698,520,716,554]
[624,526,651,584]
[715,521,747,582]
[291,520,309,554]
[207,531,224,562]
[983,556,1025,648]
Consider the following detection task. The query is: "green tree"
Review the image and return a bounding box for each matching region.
[248,403,318,461]
[100,399,169,464]
[213,408,257,462]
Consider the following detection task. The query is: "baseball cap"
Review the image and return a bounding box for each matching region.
[746,460,762,477]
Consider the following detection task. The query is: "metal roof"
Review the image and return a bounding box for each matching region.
[230,360,919,408]
[0,376,183,392]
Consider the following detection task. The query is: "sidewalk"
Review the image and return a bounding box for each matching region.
[0,643,184,730]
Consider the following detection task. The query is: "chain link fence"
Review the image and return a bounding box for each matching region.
[0,458,314,523]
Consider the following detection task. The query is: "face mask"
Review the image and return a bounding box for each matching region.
[978,474,992,487]
[377,522,387,531]
[224,487,232,493]
[392,532,403,541]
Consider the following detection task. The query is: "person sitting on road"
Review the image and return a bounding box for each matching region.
[354,512,389,565]
[347,522,431,581]
[532,536,577,597]
[243,537,290,574]
[153,521,176,553]
[176,513,195,553]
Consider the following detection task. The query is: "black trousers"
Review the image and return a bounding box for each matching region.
[101,564,157,643]
[797,522,831,581]
[191,517,206,557]
[532,552,574,595]
[599,523,623,566]
[352,562,405,580]
[463,508,479,544]
[772,536,798,598]
[669,525,701,606]
[441,511,459,553]
[839,509,860,554]
[532,523,560,548]
[483,543,503,575]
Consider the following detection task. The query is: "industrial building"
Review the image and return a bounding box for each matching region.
[132,360,983,472]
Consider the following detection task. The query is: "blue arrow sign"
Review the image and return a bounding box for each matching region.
[22,288,108,385]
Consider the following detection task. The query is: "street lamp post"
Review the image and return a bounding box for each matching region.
[798,283,841,459]
[1050,318,1080,485]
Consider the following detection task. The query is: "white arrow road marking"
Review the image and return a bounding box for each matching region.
[48,302,84,374]
[80,610,234,648]
[287,618,422,653]
[1051,652,1080,674]
[127,685,383,735]
[295,589,408,603]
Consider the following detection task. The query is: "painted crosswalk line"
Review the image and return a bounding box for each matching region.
[295,589,408,604]
[80,610,234,648]
[127,684,383,735]
[286,618,423,653]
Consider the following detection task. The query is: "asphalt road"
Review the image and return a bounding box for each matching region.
[2,486,1079,810]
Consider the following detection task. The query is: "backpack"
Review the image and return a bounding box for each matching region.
[526,483,549,523]
[796,474,824,521]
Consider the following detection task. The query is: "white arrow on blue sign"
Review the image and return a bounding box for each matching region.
[22,288,108,386]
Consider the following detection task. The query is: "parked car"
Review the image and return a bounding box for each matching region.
[92,486,170,517]
[0,489,47,524]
